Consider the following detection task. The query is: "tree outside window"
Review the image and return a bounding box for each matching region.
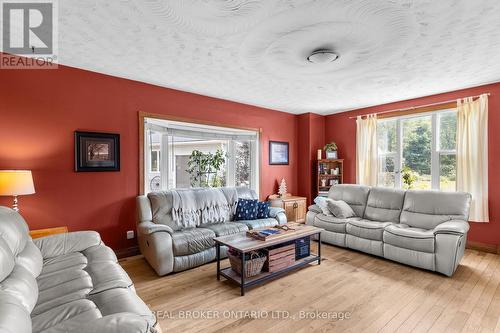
[377,109,457,191]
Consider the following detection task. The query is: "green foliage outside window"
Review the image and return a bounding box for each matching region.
[186,148,227,187]
[377,112,457,190]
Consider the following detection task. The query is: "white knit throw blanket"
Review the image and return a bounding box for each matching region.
[171,188,238,228]
[220,187,239,220]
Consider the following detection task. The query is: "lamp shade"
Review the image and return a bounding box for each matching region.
[0,170,35,196]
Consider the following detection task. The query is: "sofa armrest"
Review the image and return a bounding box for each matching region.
[137,221,174,235]
[433,220,470,235]
[269,207,284,218]
[60,313,158,333]
[33,231,101,259]
[269,207,287,225]
[308,204,322,214]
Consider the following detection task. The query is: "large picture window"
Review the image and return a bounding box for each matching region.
[377,109,457,191]
[143,117,260,194]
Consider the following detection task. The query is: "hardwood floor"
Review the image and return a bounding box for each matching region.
[120,244,500,333]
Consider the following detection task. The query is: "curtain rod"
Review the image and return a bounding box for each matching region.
[348,93,490,119]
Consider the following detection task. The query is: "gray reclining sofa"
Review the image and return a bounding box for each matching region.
[136,187,287,276]
[0,206,158,333]
[307,184,471,276]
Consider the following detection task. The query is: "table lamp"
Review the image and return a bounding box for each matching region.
[0,170,35,212]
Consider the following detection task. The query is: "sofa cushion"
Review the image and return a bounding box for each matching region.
[88,288,156,328]
[313,214,360,233]
[233,218,278,230]
[400,190,472,229]
[364,187,405,223]
[82,244,118,263]
[173,248,216,272]
[346,219,393,241]
[326,200,356,219]
[39,252,88,276]
[85,261,133,295]
[234,199,258,220]
[37,267,90,293]
[384,243,435,271]
[171,228,216,256]
[201,223,248,237]
[383,224,435,253]
[328,184,371,217]
[31,299,102,333]
[346,235,384,257]
[34,268,93,316]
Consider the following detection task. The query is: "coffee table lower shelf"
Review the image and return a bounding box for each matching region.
[218,254,320,295]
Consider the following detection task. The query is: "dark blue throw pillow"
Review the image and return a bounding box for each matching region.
[234,199,258,220]
[256,201,270,219]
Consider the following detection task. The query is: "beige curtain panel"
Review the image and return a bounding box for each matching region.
[456,94,489,222]
[356,114,378,186]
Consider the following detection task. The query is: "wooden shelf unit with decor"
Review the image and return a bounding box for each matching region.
[317,159,344,197]
[269,196,307,224]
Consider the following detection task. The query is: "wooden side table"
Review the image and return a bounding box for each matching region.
[30,226,68,239]
[269,196,307,223]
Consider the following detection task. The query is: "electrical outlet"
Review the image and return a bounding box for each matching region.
[126,230,134,239]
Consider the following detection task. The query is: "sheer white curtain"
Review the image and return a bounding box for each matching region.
[456,94,489,222]
[356,114,378,186]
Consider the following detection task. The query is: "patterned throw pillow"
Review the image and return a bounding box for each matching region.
[313,196,333,216]
[234,199,258,221]
[256,201,270,219]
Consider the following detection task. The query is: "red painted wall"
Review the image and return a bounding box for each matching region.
[297,113,325,204]
[0,63,298,251]
[325,82,500,246]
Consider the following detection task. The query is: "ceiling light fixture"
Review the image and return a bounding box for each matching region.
[307,49,339,64]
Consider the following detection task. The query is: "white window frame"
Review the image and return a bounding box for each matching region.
[377,108,457,191]
[377,118,402,188]
[150,150,160,172]
[143,118,260,195]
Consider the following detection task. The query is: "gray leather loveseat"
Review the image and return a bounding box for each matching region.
[307,184,471,276]
[136,187,287,276]
[0,206,158,333]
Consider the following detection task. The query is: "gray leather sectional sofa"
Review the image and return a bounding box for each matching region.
[307,184,471,276]
[0,206,158,333]
[136,187,287,276]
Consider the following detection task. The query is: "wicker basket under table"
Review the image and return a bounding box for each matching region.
[228,251,266,278]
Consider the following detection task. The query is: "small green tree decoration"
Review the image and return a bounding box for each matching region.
[186,148,227,187]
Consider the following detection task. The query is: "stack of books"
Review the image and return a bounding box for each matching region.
[247,228,281,241]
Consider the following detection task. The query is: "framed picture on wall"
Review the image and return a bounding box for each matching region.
[75,131,120,172]
[269,141,289,165]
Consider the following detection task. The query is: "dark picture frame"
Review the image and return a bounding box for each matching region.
[269,141,289,165]
[75,131,120,172]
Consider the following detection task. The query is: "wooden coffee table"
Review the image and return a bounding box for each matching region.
[214,224,322,296]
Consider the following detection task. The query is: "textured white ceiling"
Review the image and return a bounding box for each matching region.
[57,0,500,115]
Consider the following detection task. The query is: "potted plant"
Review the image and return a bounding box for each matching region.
[186,148,227,187]
[324,142,338,159]
[401,166,417,190]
